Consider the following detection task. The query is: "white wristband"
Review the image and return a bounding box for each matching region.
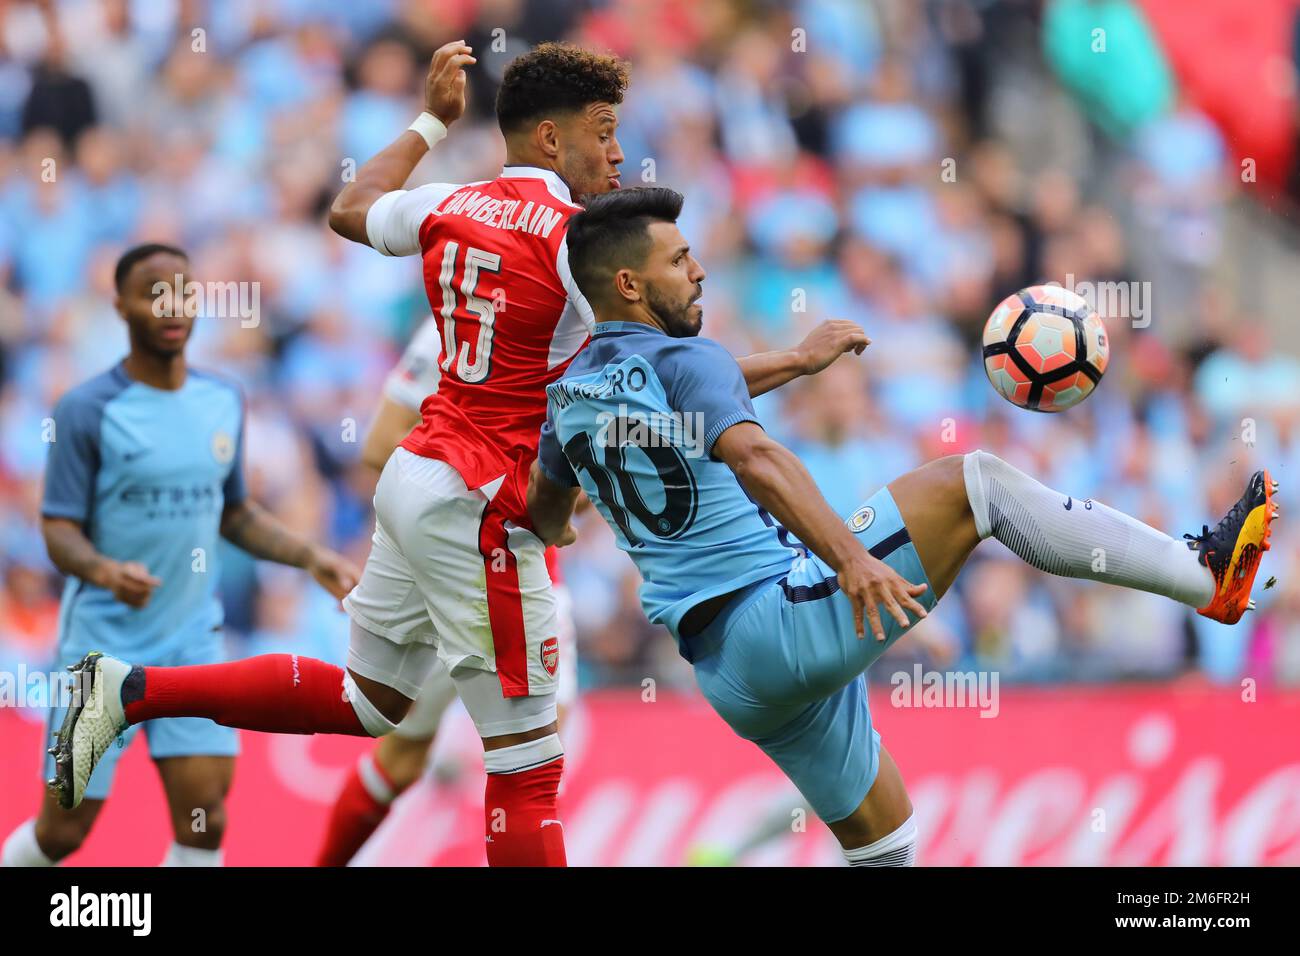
[407,111,447,149]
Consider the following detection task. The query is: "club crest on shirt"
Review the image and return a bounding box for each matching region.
[211,430,234,465]
[847,505,875,533]
[541,636,559,677]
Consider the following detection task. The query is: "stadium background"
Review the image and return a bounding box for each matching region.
[1,0,1298,865]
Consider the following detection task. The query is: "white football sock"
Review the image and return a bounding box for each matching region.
[356,752,397,806]
[343,662,398,738]
[843,815,917,867]
[1,819,56,867]
[963,450,1215,608]
[160,842,223,867]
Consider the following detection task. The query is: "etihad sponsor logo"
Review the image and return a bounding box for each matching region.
[119,483,223,518]
[120,483,220,506]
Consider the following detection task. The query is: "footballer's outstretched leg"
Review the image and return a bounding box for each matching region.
[50,643,414,810]
[884,455,982,601]
[892,451,1277,625]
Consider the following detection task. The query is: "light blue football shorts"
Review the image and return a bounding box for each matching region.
[688,486,936,825]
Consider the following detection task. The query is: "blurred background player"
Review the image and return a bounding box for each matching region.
[0,243,358,868]
[528,187,1279,865]
[314,315,580,866]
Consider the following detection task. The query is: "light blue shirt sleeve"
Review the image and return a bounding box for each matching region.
[42,391,102,524]
[658,338,760,458]
[537,419,578,488]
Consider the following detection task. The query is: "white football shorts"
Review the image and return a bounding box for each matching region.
[344,448,564,726]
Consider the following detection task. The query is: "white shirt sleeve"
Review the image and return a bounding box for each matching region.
[545,233,597,369]
[557,233,596,326]
[364,182,461,257]
[383,317,444,410]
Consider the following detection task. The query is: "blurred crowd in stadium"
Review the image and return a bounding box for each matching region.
[0,0,1297,702]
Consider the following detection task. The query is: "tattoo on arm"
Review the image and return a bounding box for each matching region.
[220,501,314,568]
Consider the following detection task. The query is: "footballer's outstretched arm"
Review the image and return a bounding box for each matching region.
[736,319,869,398]
[328,40,475,245]
[712,421,927,642]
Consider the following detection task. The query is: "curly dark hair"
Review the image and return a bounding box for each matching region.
[495,42,629,135]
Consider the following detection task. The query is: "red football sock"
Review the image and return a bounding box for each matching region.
[483,757,567,867]
[122,654,368,736]
[316,752,397,866]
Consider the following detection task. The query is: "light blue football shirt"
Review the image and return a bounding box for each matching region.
[42,361,247,658]
[539,321,801,653]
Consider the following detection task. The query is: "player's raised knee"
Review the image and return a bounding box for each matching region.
[894,453,979,527]
[930,453,969,492]
[344,670,412,734]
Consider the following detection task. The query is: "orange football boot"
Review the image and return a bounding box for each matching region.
[1184,470,1279,625]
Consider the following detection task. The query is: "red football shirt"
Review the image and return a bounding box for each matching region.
[366,166,595,527]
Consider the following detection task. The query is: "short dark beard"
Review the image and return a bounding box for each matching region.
[129,323,187,361]
[560,144,608,199]
[645,284,698,338]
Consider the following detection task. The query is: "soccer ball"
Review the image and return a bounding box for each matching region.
[981,285,1109,412]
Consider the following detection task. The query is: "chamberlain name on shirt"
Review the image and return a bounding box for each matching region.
[435,190,565,238]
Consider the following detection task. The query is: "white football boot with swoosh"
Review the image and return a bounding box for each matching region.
[49,652,132,809]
